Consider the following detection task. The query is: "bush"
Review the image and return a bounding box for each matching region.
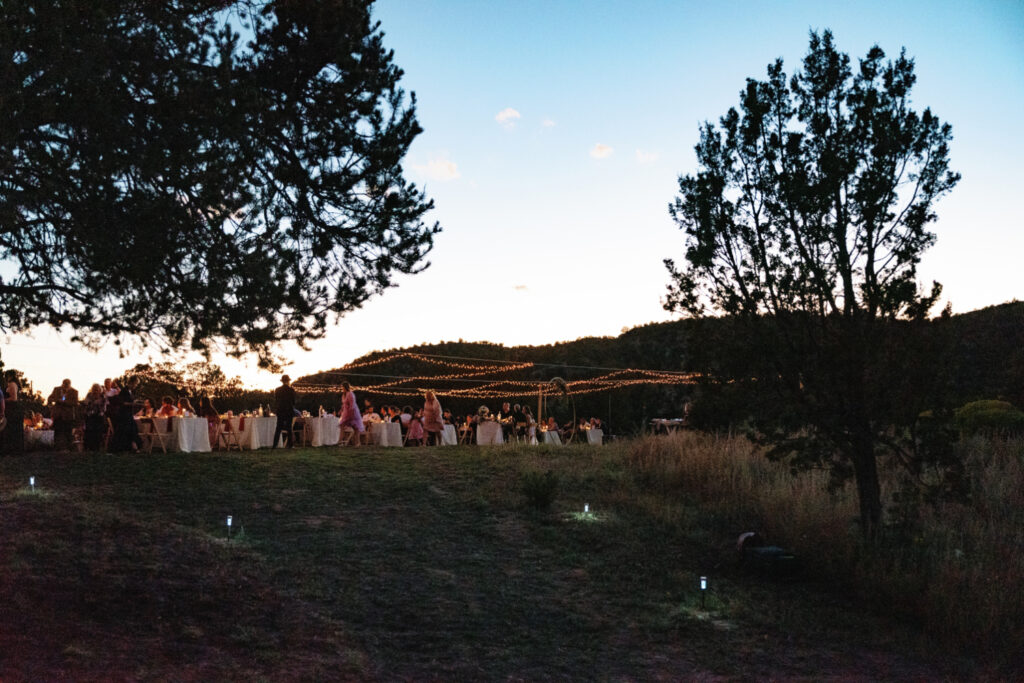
[520,470,559,511]
[954,400,1024,436]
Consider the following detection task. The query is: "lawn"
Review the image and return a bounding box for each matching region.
[0,444,975,680]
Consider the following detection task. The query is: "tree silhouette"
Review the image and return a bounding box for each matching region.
[664,31,959,537]
[0,0,438,367]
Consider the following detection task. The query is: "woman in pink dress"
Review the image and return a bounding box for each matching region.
[338,382,364,445]
[405,407,425,445]
[422,390,444,445]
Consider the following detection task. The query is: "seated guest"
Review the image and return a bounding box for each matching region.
[156,396,177,417]
[177,397,195,416]
[545,416,559,433]
[442,409,454,425]
[135,398,156,418]
[399,406,413,427]
[363,409,383,424]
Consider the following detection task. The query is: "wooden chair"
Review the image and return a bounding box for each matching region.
[71,424,85,453]
[138,418,169,454]
[458,426,473,445]
[291,417,309,447]
[219,418,242,451]
[102,418,115,452]
[339,425,357,447]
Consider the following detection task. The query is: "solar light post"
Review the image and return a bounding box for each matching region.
[29,476,35,492]
[584,503,589,514]
[700,575,707,609]
[226,515,233,538]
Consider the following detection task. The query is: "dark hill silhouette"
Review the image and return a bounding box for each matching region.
[291,301,1023,433]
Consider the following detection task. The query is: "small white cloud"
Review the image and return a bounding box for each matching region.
[635,148,659,164]
[541,118,556,128]
[590,143,613,159]
[513,284,529,292]
[495,107,522,128]
[412,155,460,182]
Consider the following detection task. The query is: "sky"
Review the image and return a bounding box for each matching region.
[3,0,1023,395]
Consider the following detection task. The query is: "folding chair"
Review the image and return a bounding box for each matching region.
[71,424,85,453]
[219,418,242,451]
[138,418,170,454]
[291,417,309,447]
[102,418,115,452]
[339,424,357,447]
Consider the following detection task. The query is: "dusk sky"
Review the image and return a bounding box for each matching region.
[4,0,1022,394]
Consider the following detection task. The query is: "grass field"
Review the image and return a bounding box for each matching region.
[0,441,997,680]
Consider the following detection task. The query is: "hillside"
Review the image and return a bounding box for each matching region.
[295,301,1024,432]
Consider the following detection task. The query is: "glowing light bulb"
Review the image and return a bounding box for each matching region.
[584,504,589,514]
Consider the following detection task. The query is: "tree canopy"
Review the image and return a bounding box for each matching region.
[664,30,960,537]
[0,0,438,367]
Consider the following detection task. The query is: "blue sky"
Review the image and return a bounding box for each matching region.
[5,0,1023,393]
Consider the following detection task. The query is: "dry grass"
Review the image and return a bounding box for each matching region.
[626,430,1024,664]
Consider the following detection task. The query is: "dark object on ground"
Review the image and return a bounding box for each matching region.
[737,531,800,579]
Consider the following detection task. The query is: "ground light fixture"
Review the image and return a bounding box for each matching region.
[700,575,708,609]
[584,503,589,514]
[29,476,35,491]
[227,515,233,538]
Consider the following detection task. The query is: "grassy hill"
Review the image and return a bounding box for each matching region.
[1,439,995,680]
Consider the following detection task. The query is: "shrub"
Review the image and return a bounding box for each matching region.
[520,470,559,511]
[954,400,1024,436]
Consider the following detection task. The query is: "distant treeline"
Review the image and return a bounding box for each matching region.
[286,301,1023,435]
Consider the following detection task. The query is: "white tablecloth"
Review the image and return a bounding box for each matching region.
[139,417,211,453]
[542,430,562,445]
[440,424,457,446]
[476,421,504,445]
[222,416,277,449]
[307,415,340,447]
[26,429,54,449]
[369,421,403,447]
[585,428,603,445]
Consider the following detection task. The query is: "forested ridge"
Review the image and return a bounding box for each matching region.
[295,301,1024,433]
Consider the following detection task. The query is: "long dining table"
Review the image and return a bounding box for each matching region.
[136,416,212,453]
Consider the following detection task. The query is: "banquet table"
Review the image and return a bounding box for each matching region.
[585,428,604,445]
[369,421,403,447]
[137,416,212,453]
[306,415,340,447]
[222,415,277,449]
[476,420,504,445]
[541,430,562,446]
[651,418,686,434]
[25,429,54,450]
[440,424,458,446]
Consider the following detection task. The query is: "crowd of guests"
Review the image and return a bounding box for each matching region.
[0,370,608,453]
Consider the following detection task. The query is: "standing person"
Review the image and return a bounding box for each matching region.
[274,375,297,448]
[82,383,107,451]
[338,381,364,445]
[422,390,444,446]
[2,371,24,453]
[47,379,79,450]
[108,378,142,452]
[199,395,220,449]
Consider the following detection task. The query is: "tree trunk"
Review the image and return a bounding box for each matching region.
[851,430,882,540]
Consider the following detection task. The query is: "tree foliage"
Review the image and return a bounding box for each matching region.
[0,0,438,367]
[664,31,960,537]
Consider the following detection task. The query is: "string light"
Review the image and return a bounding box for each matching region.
[125,351,701,400]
